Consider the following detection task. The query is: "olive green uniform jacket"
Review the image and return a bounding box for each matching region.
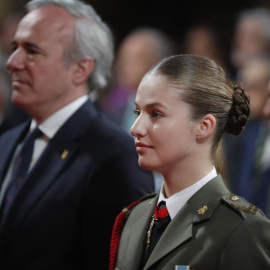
[115,175,270,270]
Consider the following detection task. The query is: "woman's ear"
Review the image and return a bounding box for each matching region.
[72,58,94,85]
[196,114,216,142]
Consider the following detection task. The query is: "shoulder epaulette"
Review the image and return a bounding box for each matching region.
[222,193,259,216]
[109,192,157,270]
[139,192,157,203]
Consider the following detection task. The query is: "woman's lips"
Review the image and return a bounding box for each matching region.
[135,141,152,154]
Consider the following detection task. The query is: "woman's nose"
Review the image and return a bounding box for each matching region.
[130,115,147,138]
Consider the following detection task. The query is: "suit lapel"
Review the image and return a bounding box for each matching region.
[0,122,30,184]
[144,175,230,269]
[2,130,77,233]
[1,100,98,240]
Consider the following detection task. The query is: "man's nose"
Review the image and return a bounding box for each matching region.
[6,48,25,71]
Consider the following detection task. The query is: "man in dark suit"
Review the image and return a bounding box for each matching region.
[0,0,155,269]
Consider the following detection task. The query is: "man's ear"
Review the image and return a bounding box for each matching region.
[72,59,94,85]
[196,114,216,142]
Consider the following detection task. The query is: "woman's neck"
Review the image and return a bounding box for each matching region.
[161,159,214,198]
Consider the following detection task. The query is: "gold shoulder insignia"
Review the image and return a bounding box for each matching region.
[230,203,258,215]
[222,193,259,215]
[230,195,239,201]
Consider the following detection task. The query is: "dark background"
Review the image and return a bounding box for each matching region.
[0,0,268,81]
[89,0,270,51]
[3,0,270,50]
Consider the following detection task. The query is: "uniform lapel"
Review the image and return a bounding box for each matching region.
[144,175,229,269]
[144,203,194,269]
[117,196,158,270]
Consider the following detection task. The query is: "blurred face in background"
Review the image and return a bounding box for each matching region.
[183,25,225,69]
[239,59,269,119]
[231,18,268,69]
[115,33,161,90]
[236,19,266,54]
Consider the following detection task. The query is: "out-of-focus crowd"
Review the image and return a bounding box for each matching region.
[1,6,270,217]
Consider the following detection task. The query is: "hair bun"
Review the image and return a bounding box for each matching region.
[225,82,250,135]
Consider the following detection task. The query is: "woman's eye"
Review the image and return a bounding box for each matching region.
[133,109,140,117]
[152,111,163,118]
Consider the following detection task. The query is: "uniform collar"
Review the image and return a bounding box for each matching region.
[158,167,217,219]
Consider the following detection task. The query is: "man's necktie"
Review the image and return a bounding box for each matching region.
[143,200,171,264]
[1,127,42,219]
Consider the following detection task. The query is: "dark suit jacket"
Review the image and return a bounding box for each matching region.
[0,99,155,270]
[115,175,270,270]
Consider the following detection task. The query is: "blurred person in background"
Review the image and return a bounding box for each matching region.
[223,55,270,217]
[182,23,228,71]
[102,27,176,132]
[230,7,270,80]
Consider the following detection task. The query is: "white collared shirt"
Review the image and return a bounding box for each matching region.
[158,167,217,219]
[29,95,89,169]
[0,95,89,206]
[31,95,89,139]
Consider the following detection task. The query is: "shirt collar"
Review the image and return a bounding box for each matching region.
[158,167,217,219]
[30,95,88,139]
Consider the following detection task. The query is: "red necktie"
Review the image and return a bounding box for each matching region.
[143,200,171,265]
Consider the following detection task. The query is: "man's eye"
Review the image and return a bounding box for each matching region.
[27,49,38,55]
[10,46,18,53]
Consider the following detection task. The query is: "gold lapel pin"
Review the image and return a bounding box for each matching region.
[197,205,208,215]
[61,149,69,160]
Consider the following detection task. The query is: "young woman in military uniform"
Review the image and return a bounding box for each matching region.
[110,54,270,270]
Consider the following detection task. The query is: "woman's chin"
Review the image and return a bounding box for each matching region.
[138,160,156,171]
